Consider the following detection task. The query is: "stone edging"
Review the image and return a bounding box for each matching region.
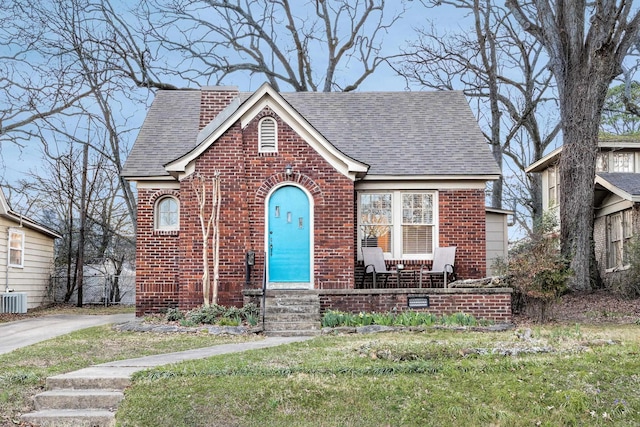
[113,320,516,335]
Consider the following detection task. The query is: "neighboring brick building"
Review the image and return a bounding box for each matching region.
[122,83,502,316]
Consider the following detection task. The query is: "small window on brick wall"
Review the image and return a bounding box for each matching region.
[259,117,277,153]
[155,196,179,231]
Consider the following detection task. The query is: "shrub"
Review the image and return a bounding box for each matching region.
[165,308,185,322]
[498,214,571,322]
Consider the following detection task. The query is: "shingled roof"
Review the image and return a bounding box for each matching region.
[596,173,640,202]
[122,87,500,179]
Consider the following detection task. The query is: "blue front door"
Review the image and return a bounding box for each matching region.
[268,186,311,286]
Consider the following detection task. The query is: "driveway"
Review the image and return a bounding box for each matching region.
[0,313,135,355]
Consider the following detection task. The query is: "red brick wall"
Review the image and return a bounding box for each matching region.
[318,289,512,323]
[173,104,355,310]
[199,87,239,130]
[439,189,486,279]
[134,188,181,316]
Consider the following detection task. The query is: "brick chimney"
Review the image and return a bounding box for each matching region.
[199,86,240,130]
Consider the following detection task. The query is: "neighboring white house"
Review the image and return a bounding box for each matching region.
[526,137,640,284]
[1,188,61,310]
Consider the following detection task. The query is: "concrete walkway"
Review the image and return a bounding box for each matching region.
[0,313,135,355]
[21,335,313,426]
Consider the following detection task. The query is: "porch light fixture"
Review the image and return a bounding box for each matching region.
[285,164,293,176]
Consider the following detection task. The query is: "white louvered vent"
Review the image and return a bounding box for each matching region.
[259,117,277,153]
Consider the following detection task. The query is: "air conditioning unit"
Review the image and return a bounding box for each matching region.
[1,292,27,314]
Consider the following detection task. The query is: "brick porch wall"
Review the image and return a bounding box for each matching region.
[317,288,512,323]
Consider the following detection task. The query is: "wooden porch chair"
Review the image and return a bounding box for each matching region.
[419,246,457,288]
[361,247,399,288]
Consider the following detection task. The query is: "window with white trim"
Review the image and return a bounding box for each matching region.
[155,196,179,230]
[596,153,609,172]
[8,229,24,267]
[607,209,633,269]
[612,152,634,172]
[548,165,559,208]
[358,191,436,259]
[259,117,277,153]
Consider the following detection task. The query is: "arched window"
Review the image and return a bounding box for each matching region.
[259,117,277,153]
[155,196,179,230]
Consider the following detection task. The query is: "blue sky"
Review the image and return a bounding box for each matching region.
[0,2,468,189]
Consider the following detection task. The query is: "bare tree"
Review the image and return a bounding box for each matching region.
[192,173,222,307]
[398,1,559,231]
[138,0,406,92]
[507,1,640,291]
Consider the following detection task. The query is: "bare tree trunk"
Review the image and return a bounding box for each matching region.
[507,0,640,291]
[193,172,222,307]
[76,142,89,307]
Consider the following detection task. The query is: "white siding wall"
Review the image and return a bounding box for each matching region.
[1,218,56,309]
[486,212,508,276]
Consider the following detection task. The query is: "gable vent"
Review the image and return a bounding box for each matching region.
[259,117,277,153]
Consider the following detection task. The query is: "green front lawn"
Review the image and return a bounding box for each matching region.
[116,325,640,427]
[0,326,259,426]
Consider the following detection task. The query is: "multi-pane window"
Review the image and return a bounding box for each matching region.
[596,153,609,172]
[612,152,634,172]
[8,229,24,267]
[548,166,559,208]
[259,117,277,153]
[402,193,434,255]
[156,196,179,230]
[607,209,633,269]
[360,193,392,253]
[359,191,436,259]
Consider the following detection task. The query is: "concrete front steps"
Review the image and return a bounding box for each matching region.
[21,337,315,427]
[21,373,128,427]
[263,290,321,336]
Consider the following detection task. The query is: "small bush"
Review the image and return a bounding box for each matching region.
[165,308,185,322]
[497,214,571,322]
[218,317,240,326]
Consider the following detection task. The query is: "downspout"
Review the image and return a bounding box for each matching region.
[4,232,8,292]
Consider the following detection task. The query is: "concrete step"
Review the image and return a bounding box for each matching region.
[263,321,321,331]
[34,389,124,411]
[264,312,320,322]
[265,296,320,307]
[263,329,322,337]
[263,304,320,314]
[46,368,135,390]
[21,409,115,427]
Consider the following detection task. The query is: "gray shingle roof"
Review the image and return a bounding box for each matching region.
[122,88,500,178]
[122,90,201,178]
[597,173,640,197]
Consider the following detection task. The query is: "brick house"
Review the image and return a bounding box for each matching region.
[526,136,640,288]
[122,83,510,324]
